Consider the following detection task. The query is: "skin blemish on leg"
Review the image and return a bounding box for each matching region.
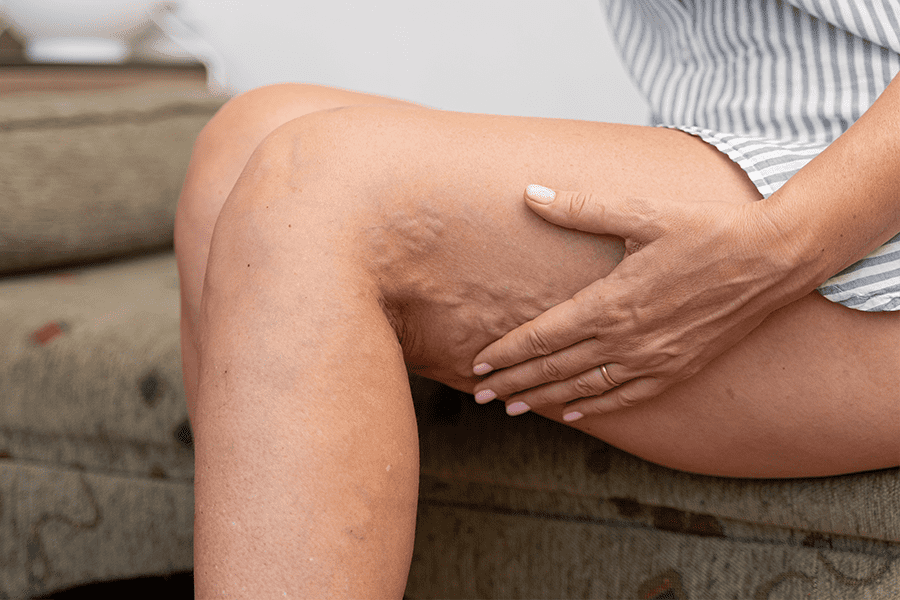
[345,528,365,541]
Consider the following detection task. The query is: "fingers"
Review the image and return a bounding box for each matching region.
[470,184,674,418]
[557,377,666,421]
[471,184,663,376]
[496,362,629,417]
[472,293,597,374]
[474,338,609,400]
[523,184,653,240]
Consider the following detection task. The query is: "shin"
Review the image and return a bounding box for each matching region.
[192,119,422,598]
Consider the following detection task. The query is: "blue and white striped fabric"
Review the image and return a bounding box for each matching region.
[604,0,900,311]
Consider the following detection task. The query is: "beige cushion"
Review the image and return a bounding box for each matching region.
[0,252,192,597]
[0,82,225,274]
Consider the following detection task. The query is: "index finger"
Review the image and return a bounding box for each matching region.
[472,294,596,374]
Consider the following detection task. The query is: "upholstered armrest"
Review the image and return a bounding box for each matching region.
[0,81,223,274]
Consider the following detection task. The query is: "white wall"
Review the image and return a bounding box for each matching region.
[176,0,649,124]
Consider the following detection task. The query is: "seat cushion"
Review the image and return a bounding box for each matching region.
[0,252,193,598]
[410,379,900,599]
[0,82,224,274]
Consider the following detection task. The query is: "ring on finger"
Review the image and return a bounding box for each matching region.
[599,363,619,387]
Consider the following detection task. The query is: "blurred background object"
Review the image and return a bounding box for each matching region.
[168,0,650,123]
[0,0,649,123]
[1,0,160,63]
[147,1,228,93]
[0,1,211,92]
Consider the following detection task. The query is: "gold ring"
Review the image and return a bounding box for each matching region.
[599,363,619,387]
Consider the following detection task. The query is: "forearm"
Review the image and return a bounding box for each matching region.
[761,71,900,296]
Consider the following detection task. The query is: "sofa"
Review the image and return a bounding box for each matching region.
[0,77,897,600]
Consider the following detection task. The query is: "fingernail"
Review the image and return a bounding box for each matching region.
[525,184,556,204]
[563,411,584,422]
[474,389,497,404]
[506,401,531,416]
[473,362,493,376]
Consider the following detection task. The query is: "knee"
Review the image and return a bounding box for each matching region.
[204,106,435,352]
[216,104,430,255]
[252,106,437,286]
[175,84,348,315]
[175,85,416,279]
[176,84,319,247]
[206,105,411,278]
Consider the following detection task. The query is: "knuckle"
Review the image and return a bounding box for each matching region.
[537,358,567,382]
[568,293,603,338]
[572,376,601,398]
[525,327,555,357]
[567,191,592,220]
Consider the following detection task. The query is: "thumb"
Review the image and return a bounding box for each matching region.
[524,184,641,238]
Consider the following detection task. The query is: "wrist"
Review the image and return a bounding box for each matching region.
[746,194,832,301]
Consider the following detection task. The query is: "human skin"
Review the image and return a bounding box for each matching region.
[472,71,900,420]
[175,85,899,598]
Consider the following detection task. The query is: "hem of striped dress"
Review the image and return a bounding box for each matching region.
[660,124,806,198]
[661,124,900,312]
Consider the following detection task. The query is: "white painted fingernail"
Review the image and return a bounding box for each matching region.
[525,184,556,204]
[506,401,531,416]
[473,362,493,376]
[563,411,584,422]
[474,389,496,404]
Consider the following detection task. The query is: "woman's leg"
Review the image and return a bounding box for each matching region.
[175,84,422,419]
[182,95,899,597]
[194,155,419,597]
[177,85,425,598]
[176,85,434,599]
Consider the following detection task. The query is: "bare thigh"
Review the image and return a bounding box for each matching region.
[262,105,899,478]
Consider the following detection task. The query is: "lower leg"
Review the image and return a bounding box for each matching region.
[193,143,419,598]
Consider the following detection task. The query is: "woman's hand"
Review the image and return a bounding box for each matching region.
[471,184,812,422]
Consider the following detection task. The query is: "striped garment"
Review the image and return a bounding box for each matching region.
[604,0,900,311]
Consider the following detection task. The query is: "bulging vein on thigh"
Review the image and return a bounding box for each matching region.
[358,203,602,384]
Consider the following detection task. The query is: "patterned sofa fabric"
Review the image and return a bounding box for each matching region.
[0,253,194,599]
[0,80,220,598]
